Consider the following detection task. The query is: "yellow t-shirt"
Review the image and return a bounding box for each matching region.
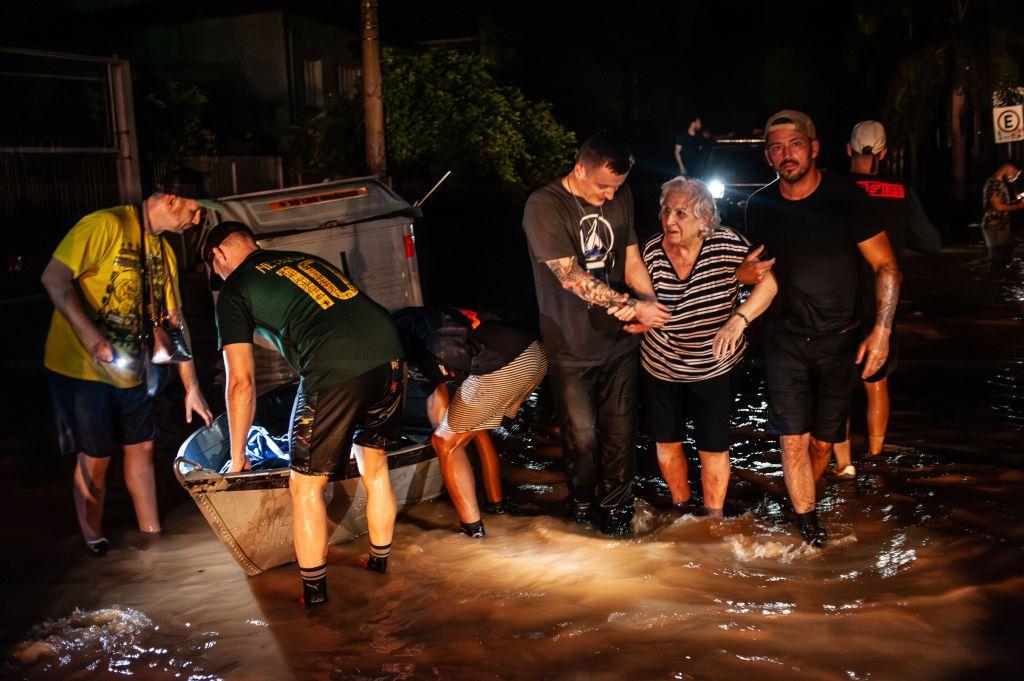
[43,205,181,388]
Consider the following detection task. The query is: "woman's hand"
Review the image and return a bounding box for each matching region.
[712,315,746,359]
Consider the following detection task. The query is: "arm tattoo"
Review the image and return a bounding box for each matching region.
[546,256,632,309]
[874,262,901,329]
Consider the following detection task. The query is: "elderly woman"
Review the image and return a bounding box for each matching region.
[639,177,777,517]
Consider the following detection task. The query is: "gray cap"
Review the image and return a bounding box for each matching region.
[764,110,816,140]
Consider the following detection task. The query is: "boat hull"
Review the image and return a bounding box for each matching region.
[175,410,444,576]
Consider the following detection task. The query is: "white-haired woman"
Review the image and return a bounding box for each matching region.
[639,177,777,517]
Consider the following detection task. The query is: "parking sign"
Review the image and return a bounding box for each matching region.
[993,105,1024,143]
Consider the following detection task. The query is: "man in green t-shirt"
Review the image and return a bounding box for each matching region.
[205,221,406,607]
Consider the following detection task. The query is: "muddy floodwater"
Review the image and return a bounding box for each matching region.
[2,245,1023,680]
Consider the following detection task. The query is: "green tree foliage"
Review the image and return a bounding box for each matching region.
[283,93,365,182]
[140,81,215,165]
[383,47,576,188]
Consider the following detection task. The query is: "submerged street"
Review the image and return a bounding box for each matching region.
[1,238,1022,680]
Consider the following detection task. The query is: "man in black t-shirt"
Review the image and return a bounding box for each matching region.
[523,131,670,535]
[743,111,901,546]
[832,121,942,477]
[205,221,406,606]
[674,113,708,178]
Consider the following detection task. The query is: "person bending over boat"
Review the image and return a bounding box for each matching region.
[204,221,406,607]
[392,307,547,537]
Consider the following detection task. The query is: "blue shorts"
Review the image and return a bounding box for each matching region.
[48,370,157,458]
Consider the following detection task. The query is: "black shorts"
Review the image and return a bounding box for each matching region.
[641,370,732,452]
[764,329,859,443]
[47,370,156,458]
[289,360,406,477]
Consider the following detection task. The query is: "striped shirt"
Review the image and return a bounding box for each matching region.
[640,228,750,382]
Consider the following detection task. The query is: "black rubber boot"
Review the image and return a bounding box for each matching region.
[567,500,594,527]
[363,554,388,573]
[484,499,507,515]
[460,520,486,538]
[795,511,829,547]
[598,506,634,537]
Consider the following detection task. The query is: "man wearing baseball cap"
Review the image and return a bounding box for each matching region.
[204,221,406,606]
[40,167,215,555]
[831,121,941,478]
[742,111,901,546]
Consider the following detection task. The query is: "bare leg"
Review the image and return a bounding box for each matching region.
[697,450,729,516]
[473,432,503,504]
[123,441,160,533]
[655,442,691,505]
[780,434,816,514]
[833,420,853,470]
[432,430,481,523]
[865,378,889,455]
[809,437,833,482]
[425,383,449,428]
[73,453,110,542]
[289,471,330,569]
[353,445,397,551]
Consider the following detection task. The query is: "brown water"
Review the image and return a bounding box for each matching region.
[3,245,1023,680]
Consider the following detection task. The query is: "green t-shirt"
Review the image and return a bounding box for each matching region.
[215,249,403,393]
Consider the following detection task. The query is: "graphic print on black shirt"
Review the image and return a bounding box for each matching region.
[744,171,881,337]
[523,180,638,366]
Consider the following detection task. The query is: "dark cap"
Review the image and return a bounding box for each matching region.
[156,167,221,210]
[202,221,255,290]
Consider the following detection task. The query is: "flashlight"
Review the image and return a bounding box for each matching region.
[708,179,726,199]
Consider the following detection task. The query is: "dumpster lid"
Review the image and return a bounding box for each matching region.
[215,176,419,237]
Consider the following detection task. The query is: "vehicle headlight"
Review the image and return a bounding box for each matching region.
[708,180,726,199]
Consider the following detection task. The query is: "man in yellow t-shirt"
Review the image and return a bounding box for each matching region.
[41,168,215,555]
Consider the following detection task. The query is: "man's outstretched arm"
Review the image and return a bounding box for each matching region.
[545,253,669,327]
[856,231,902,378]
[223,342,256,473]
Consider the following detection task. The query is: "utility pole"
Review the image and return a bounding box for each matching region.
[361,0,387,178]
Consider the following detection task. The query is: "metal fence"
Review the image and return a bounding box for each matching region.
[151,155,284,198]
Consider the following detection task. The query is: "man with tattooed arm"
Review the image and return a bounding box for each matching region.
[523,131,671,536]
[743,111,901,546]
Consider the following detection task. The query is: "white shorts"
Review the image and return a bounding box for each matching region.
[438,341,548,434]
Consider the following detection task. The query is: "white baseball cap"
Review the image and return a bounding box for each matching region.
[850,120,887,156]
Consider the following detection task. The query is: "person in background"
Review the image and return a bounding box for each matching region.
[831,121,942,477]
[41,168,214,556]
[392,306,547,537]
[674,112,709,178]
[640,178,777,517]
[980,160,1024,273]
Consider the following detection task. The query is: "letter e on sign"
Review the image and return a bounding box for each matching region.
[993,105,1024,144]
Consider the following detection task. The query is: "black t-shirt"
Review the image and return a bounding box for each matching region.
[675,131,707,177]
[745,171,881,336]
[392,306,535,388]
[215,249,403,394]
[522,179,638,366]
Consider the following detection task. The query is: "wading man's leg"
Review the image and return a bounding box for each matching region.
[697,450,730,517]
[781,433,827,546]
[354,445,396,572]
[123,440,160,533]
[73,452,110,545]
[809,437,834,481]
[431,429,483,532]
[289,470,330,605]
[548,363,600,524]
[865,378,889,455]
[595,352,639,535]
[473,432,504,507]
